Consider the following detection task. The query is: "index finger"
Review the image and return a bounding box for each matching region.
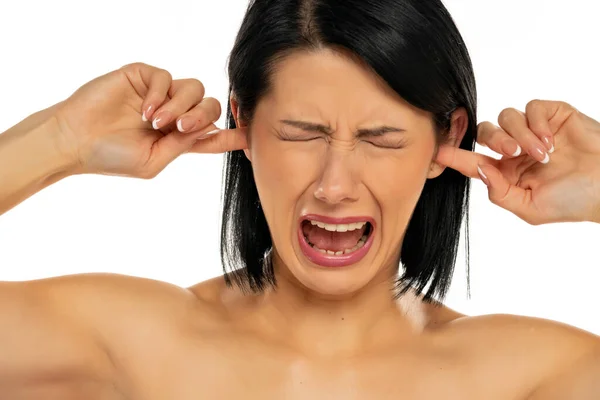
[185,128,249,154]
[435,145,500,179]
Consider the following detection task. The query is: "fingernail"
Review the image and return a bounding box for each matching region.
[197,129,221,141]
[542,136,555,153]
[152,117,162,130]
[503,141,521,157]
[177,118,194,132]
[512,144,522,157]
[143,105,153,122]
[477,165,489,186]
[534,147,550,164]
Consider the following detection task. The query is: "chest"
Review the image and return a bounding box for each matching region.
[118,338,523,400]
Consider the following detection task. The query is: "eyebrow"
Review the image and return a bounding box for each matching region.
[279,119,407,137]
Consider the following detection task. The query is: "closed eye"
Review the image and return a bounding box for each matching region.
[278,134,323,142]
[365,137,409,149]
[277,120,409,148]
[276,127,324,142]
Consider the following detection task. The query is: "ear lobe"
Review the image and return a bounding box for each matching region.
[427,160,445,179]
[428,107,469,179]
[243,148,252,162]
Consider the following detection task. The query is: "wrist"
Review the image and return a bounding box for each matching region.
[0,108,81,215]
[6,112,80,186]
[27,109,81,180]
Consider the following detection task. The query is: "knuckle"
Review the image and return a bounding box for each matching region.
[476,121,486,135]
[526,99,543,111]
[188,78,205,94]
[558,100,572,109]
[476,122,490,138]
[140,169,158,180]
[209,97,222,117]
[203,97,222,119]
[476,121,498,142]
[120,61,143,70]
[487,193,499,206]
[498,108,519,125]
[159,68,172,81]
[526,216,541,226]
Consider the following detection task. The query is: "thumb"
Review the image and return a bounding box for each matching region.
[478,163,534,222]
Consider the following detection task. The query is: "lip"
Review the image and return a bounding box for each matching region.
[297,214,376,268]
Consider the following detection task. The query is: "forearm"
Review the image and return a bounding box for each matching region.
[0,107,76,215]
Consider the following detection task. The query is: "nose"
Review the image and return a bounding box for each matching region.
[313,147,360,205]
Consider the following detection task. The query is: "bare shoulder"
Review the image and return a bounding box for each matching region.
[436,310,600,394]
[419,296,599,357]
[444,312,600,352]
[416,297,600,395]
[18,272,208,341]
[28,272,196,310]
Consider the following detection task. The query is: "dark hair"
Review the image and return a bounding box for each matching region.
[220,0,477,302]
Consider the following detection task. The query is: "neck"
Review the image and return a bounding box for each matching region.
[253,254,424,357]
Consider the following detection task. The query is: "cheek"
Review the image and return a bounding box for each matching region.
[363,146,432,231]
[365,152,430,200]
[251,140,319,199]
[249,136,323,238]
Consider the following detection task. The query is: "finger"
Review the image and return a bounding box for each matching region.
[185,127,249,154]
[133,64,173,123]
[497,107,550,164]
[477,121,523,158]
[150,79,207,131]
[525,99,557,153]
[435,145,500,179]
[142,124,223,176]
[477,163,542,225]
[174,97,222,134]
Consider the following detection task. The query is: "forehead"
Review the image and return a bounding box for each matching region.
[263,49,429,123]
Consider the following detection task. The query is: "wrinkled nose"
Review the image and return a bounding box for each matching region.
[313,148,360,205]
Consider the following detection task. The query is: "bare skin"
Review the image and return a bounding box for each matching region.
[3,273,597,399]
[1,57,599,399]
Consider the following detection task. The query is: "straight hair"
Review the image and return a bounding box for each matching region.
[220,0,477,302]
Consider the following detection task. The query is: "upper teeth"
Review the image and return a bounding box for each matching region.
[310,221,367,232]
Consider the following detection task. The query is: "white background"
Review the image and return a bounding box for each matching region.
[0,0,599,334]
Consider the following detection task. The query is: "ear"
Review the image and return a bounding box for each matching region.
[230,95,252,162]
[427,107,469,179]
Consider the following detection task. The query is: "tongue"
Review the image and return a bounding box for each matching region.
[302,223,366,252]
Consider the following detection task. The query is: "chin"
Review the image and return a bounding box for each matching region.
[286,264,381,298]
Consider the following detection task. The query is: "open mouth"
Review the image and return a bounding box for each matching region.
[297,216,375,268]
[302,220,373,255]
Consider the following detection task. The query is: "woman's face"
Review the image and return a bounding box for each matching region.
[234,49,462,297]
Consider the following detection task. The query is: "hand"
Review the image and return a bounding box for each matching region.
[435,100,600,225]
[52,62,247,178]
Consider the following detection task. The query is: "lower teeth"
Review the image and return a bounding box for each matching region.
[307,235,368,256]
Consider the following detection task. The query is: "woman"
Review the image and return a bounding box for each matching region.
[1,0,599,399]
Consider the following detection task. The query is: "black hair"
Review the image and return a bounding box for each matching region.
[220,0,477,302]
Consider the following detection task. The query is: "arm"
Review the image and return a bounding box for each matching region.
[527,347,600,399]
[0,64,222,395]
[0,273,197,397]
[0,104,77,216]
[0,279,116,394]
[0,118,116,392]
